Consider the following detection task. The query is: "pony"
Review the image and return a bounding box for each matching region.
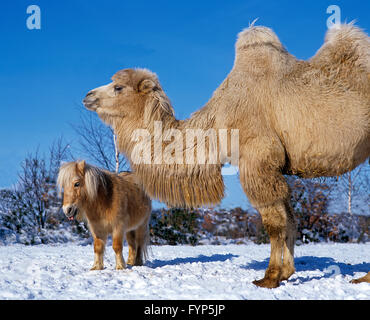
[57,160,151,270]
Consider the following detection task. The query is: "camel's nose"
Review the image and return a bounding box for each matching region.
[84,90,96,102]
[83,90,98,110]
[85,90,95,98]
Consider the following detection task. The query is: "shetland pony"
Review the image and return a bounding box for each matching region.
[57,160,151,270]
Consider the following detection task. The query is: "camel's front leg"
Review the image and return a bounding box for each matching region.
[351,272,370,284]
[91,236,106,270]
[253,200,296,287]
[281,200,296,281]
[253,202,287,288]
[240,147,295,288]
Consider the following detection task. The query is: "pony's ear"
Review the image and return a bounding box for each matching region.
[138,78,156,94]
[77,160,86,176]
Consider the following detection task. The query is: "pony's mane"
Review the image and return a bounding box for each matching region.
[57,161,111,200]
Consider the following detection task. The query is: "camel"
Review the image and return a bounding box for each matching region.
[83,23,370,288]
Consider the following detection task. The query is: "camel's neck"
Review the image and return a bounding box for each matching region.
[112,105,225,208]
[150,105,216,132]
[113,102,218,160]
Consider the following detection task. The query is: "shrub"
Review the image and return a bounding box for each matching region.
[150,208,200,245]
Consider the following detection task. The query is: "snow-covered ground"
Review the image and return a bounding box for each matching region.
[0,243,369,300]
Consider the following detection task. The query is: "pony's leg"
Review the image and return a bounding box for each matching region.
[351,272,370,284]
[91,236,106,270]
[133,222,149,266]
[126,231,136,266]
[112,230,126,270]
[281,200,296,281]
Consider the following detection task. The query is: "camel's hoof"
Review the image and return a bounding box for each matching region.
[350,279,361,284]
[253,277,280,288]
[350,278,368,284]
[350,273,370,284]
[280,269,295,282]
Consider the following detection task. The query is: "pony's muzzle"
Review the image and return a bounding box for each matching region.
[63,205,78,221]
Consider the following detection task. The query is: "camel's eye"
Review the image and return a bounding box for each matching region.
[74,182,80,188]
[114,86,124,92]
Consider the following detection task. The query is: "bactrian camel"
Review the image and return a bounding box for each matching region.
[83,23,370,288]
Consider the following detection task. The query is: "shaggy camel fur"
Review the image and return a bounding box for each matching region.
[83,23,370,287]
[57,161,151,270]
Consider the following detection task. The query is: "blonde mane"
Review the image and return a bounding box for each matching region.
[57,161,110,201]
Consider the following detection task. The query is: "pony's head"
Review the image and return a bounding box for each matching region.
[57,160,109,220]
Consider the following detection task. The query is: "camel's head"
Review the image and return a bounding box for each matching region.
[83,68,174,127]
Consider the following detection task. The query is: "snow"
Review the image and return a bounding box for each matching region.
[0,243,369,300]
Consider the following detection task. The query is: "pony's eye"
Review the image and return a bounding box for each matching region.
[114,86,124,92]
[74,182,80,187]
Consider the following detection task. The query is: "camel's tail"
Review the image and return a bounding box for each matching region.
[311,23,370,76]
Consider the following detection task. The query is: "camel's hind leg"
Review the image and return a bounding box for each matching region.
[351,272,370,284]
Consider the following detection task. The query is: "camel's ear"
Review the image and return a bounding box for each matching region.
[77,160,86,176]
[143,90,174,125]
[138,79,156,94]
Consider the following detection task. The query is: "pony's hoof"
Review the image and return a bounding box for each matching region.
[115,265,126,270]
[253,277,280,288]
[90,265,104,271]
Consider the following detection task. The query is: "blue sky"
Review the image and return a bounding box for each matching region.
[0,0,369,210]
